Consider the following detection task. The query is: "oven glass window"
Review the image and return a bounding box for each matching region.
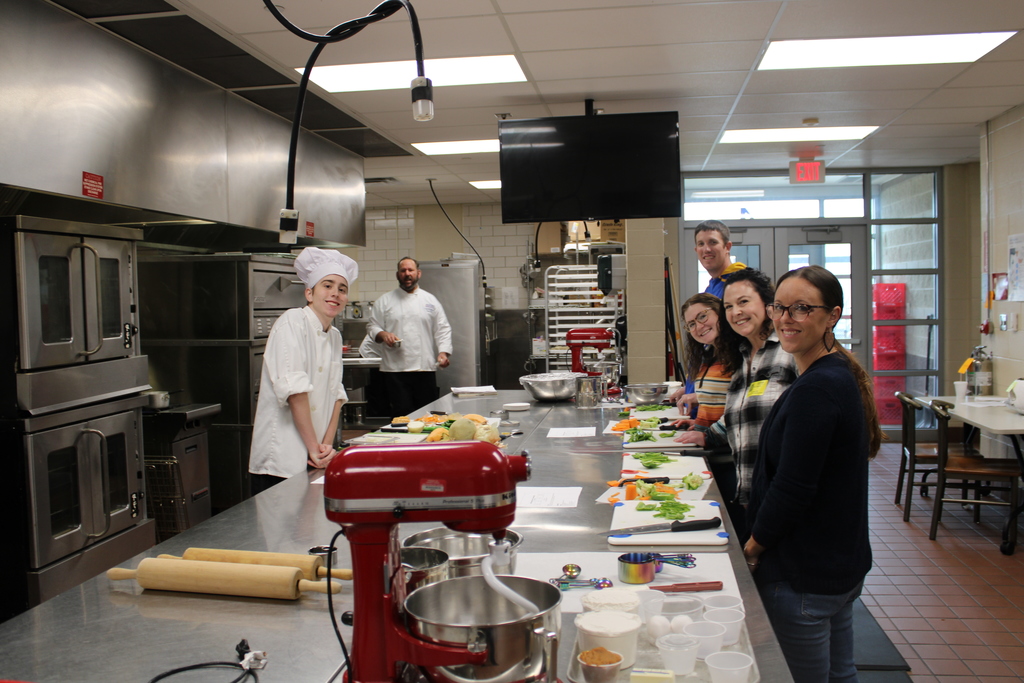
[106,432,129,510]
[48,446,81,535]
[39,256,72,343]
[100,258,122,338]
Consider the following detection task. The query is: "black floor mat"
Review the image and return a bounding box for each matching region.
[853,598,910,671]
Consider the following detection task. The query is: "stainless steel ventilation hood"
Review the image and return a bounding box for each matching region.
[0,0,366,250]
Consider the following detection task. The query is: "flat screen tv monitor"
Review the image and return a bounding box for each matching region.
[498,111,681,224]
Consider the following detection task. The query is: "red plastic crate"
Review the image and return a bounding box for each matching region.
[875,397,902,425]
[873,351,906,371]
[873,283,906,320]
[873,326,906,354]
[873,376,906,398]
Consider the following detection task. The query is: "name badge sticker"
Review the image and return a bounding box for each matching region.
[747,380,769,397]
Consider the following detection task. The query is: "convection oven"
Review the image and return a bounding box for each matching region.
[0,216,155,623]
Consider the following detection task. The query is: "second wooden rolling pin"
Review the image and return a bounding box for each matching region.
[107,558,342,600]
[158,548,353,581]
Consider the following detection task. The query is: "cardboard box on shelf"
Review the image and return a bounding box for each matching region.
[598,219,625,243]
[537,222,565,254]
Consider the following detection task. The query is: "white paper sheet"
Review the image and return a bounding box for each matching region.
[517,487,583,508]
[547,427,597,438]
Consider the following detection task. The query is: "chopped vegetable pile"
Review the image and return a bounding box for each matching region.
[635,500,694,520]
[634,404,667,412]
[623,428,656,443]
[634,452,676,468]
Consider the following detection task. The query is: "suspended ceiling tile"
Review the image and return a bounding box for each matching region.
[895,106,1014,126]
[725,111,904,130]
[524,42,762,81]
[502,3,781,52]
[734,90,933,115]
[946,61,1024,88]
[771,0,1024,39]
[918,85,1024,109]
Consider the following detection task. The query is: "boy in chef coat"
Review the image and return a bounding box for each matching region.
[248,247,358,495]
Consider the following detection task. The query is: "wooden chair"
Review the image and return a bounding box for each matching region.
[927,400,1021,546]
[894,392,938,521]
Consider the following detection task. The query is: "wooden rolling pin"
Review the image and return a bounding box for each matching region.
[107,558,341,600]
[157,548,353,581]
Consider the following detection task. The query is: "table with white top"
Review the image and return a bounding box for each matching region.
[928,396,1024,554]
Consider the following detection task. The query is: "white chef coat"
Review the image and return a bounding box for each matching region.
[249,306,348,479]
[366,288,453,373]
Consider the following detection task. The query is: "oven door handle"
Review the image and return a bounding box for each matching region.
[70,243,104,357]
[77,427,112,539]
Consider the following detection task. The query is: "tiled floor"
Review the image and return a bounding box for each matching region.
[865,443,1024,682]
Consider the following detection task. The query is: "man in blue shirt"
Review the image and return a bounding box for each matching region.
[695,220,747,298]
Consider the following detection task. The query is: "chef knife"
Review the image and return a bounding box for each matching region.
[603,517,722,536]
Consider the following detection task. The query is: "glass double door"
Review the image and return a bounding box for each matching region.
[682,225,868,364]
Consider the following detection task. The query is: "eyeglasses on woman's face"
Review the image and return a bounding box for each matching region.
[766,303,831,321]
[684,308,716,332]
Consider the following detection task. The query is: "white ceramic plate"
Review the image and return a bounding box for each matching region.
[504,402,531,411]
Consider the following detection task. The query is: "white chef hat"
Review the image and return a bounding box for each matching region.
[294,247,358,289]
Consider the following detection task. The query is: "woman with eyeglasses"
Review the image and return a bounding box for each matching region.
[674,268,797,539]
[673,293,741,438]
[743,265,882,683]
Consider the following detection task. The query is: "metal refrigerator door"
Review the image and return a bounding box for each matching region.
[418,260,484,394]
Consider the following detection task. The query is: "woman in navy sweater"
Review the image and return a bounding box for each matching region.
[743,265,882,683]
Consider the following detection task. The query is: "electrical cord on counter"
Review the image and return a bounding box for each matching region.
[147,640,262,683]
[326,529,352,676]
[427,179,487,287]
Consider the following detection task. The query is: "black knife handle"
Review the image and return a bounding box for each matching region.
[670,518,722,532]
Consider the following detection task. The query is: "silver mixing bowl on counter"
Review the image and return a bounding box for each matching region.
[402,528,524,577]
[405,575,561,683]
[518,372,587,401]
[625,383,670,405]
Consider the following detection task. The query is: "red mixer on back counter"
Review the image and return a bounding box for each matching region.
[565,327,614,374]
[323,441,531,683]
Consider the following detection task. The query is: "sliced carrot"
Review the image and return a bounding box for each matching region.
[608,494,621,504]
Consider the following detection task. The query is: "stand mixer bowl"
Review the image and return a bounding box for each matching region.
[405,575,562,683]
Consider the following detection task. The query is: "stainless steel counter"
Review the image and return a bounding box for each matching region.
[0,390,792,683]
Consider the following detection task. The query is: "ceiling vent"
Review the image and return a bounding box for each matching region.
[365,177,399,184]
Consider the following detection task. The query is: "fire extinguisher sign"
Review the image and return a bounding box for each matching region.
[82,172,104,199]
[305,221,315,237]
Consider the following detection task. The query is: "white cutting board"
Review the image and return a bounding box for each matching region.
[608,499,729,546]
[629,406,681,420]
[347,432,428,445]
[620,454,708,478]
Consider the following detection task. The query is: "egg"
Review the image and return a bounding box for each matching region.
[647,615,671,639]
[670,615,693,633]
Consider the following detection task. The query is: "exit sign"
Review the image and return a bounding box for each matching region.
[789,160,825,184]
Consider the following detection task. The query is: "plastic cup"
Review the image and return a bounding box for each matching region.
[705,651,754,683]
[636,590,666,623]
[661,595,704,622]
[577,649,623,683]
[655,634,699,675]
[702,594,744,613]
[682,620,726,660]
[704,608,745,646]
[954,381,968,403]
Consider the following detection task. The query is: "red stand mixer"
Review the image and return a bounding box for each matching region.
[565,327,621,395]
[323,441,532,683]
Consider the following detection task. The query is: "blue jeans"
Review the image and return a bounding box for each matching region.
[757,579,863,683]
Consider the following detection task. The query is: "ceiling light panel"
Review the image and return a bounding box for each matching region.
[758,32,1016,70]
[721,126,878,143]
[470,180,501,189]
[411,140,500,155]
[303,55,525,92]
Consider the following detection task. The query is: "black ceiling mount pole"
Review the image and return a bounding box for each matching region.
[585,98,595,116]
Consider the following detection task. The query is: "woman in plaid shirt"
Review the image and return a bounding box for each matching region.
[675,268,797,539]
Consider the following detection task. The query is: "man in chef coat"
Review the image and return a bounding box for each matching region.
[248,247,357,495]
[367,257,453,417]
